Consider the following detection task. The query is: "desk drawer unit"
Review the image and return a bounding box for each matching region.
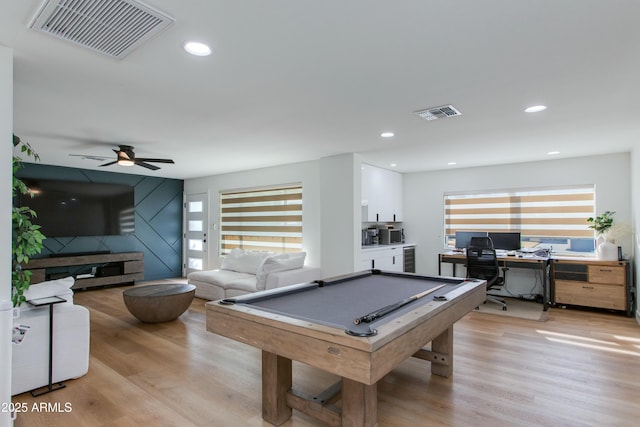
[551,259,630,314]
[588,265,625,284]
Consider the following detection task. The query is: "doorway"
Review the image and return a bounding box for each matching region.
[184,192,208,276]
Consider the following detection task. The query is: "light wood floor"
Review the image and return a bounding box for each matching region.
[12,278,640,427]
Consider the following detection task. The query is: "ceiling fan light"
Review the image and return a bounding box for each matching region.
[117,151,134,166]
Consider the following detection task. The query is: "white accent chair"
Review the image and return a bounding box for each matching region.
[11,276,90,396]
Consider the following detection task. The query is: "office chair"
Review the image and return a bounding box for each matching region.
[465,237,507,311]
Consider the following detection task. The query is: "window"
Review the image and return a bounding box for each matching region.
[220,185,302,255]
[444,186,595,253]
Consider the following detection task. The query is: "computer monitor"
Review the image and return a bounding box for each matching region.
[488,232,521,251]
[455,231,488,249]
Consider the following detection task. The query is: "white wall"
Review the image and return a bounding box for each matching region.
[631,148,640,322]
[184,154,363,278]
[185,160,322,270]
[319,153,362,277]
[1,45,14,426]
[403,153,632,298]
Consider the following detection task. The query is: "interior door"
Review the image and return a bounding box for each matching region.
[184,193,209,276]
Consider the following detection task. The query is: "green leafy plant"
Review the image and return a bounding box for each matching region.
[12,134,46,307]
[587,211,615,235]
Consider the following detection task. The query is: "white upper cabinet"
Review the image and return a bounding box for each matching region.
[361,164,403,222]
[392,171,403,222]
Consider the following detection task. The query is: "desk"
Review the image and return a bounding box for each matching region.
[205,270,485,427]
[438,252,550,311]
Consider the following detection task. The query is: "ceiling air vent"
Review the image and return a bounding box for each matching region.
[28,0,174,59]
[414,105,462,121]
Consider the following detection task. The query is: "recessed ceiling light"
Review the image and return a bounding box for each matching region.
[525,105,547,113]
[547,151,560,155]
[448,162,457,166]
[184,41,211,56]
[380,132,394,138]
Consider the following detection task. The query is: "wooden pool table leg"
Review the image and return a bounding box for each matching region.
[342,378,378,427]
[431,326,453,377]
[262,350,292,425]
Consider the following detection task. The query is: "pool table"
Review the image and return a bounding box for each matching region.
[205,270,486,427]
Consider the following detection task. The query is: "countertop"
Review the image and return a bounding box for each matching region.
[361,243,415,251]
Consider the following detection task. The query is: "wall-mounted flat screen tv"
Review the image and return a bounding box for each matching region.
[18,178,135,237]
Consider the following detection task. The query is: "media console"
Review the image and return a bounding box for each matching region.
[25,252,144,290]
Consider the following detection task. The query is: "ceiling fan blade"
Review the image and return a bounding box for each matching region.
[69,154,111,161]
[135,161,160,170]
[100,160,118,167]
[136,158,175,164]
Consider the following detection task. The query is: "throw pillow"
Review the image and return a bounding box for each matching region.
[256,252,307,290]
[220,248,244,272]
[221,249,273,274]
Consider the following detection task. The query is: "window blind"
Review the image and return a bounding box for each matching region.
[220,185,303,254]
[444,186,595,243]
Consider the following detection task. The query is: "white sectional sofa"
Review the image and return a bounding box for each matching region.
[187,249,321,300]
[12,276,90,396]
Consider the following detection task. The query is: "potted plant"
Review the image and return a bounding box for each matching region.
[587,211,617,260]
[12,134,46,307]
[587,210,615,235]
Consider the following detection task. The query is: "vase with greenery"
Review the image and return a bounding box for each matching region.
[587,211,618,260]
[587,210,615,236]
[12,134,46,307]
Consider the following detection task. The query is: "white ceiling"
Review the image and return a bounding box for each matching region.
[3,0,639,180]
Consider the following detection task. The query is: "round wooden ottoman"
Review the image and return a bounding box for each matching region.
[123,283,196,323]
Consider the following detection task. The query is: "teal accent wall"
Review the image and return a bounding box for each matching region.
[17,164,183,281]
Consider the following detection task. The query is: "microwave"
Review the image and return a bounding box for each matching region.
[378,228,402,244]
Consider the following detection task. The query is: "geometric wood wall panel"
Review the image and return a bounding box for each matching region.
[17,164,184,280]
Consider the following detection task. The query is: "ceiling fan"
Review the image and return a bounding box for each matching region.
[71,145,175,171]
